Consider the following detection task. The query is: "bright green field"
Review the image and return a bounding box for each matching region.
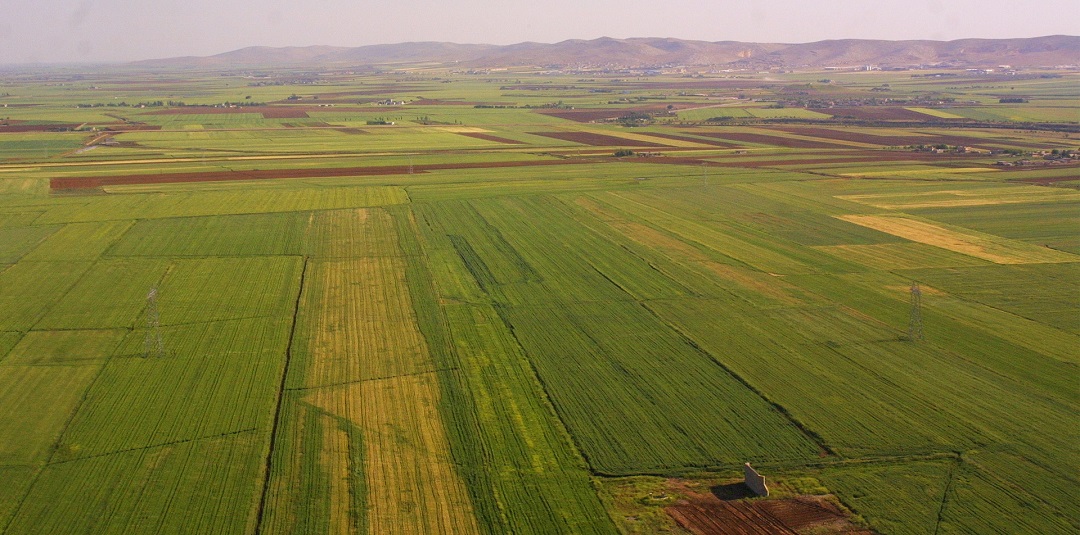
[0,65,1077,535]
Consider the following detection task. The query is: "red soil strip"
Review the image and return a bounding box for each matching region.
[0,123,82,132]
[639,132,742,148]
[50,158,602,190]
[529,131,670,147]
[667,493,868,535]
[695,132,852,149]
[535,109,633,122]
[457,132,524,144]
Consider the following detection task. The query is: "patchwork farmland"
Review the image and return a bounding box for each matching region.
[0,64,1077,535]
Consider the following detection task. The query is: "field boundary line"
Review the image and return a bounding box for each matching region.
[253,255,308,535]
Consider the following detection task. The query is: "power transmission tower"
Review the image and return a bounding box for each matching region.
[408,156,414,175]
[144,287,165,358]
[908,281,924,341]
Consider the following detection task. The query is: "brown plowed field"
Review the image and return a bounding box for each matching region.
[529,131,670,147]
[667,490,872,535]
[0,123,82,132]
[457,132,524,144]
[695,132,853,149]
[49,158,602,190]
[637,132,742,148]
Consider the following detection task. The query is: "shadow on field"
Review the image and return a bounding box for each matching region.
[710,482,756,501]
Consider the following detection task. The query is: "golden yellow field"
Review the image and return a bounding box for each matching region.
[838,214,1079,264]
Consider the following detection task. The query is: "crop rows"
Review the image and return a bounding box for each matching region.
[398,205,619,533]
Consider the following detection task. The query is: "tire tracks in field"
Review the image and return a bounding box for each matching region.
[933,454,962,535]
[44,428,259,466]
[253,255,308,535]
[283,367,460,392]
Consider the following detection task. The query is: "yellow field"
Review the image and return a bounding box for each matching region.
[838,215,1079,264]
[905,107,964,119]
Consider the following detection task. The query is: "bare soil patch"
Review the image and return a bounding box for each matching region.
[667,485,871,535]
[637,132,742,147]
[457,132,524,144]
[0,123,82,133]
[694,132,852,149]
[529,131,670,147]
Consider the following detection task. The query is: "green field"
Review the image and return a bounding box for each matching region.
[0,65,1077,534]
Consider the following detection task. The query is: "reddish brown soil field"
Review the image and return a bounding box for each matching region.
[667,488,872,535]
[0,123,82,132]
[811,107,950,121]
[50,158,603,190]
[529,131,670,147]
[695,132,852,149]
[535,109,635,122]
[457,132,524,144]
[636,132,742,148]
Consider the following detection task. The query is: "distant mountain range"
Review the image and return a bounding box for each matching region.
[136,35,1080,69]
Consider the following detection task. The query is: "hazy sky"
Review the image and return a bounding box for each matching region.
[2,0,1076,64]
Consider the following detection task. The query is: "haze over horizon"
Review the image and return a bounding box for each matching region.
[3,0,1078,64]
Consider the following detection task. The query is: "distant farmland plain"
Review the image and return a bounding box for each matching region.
[0,64,1077,534]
